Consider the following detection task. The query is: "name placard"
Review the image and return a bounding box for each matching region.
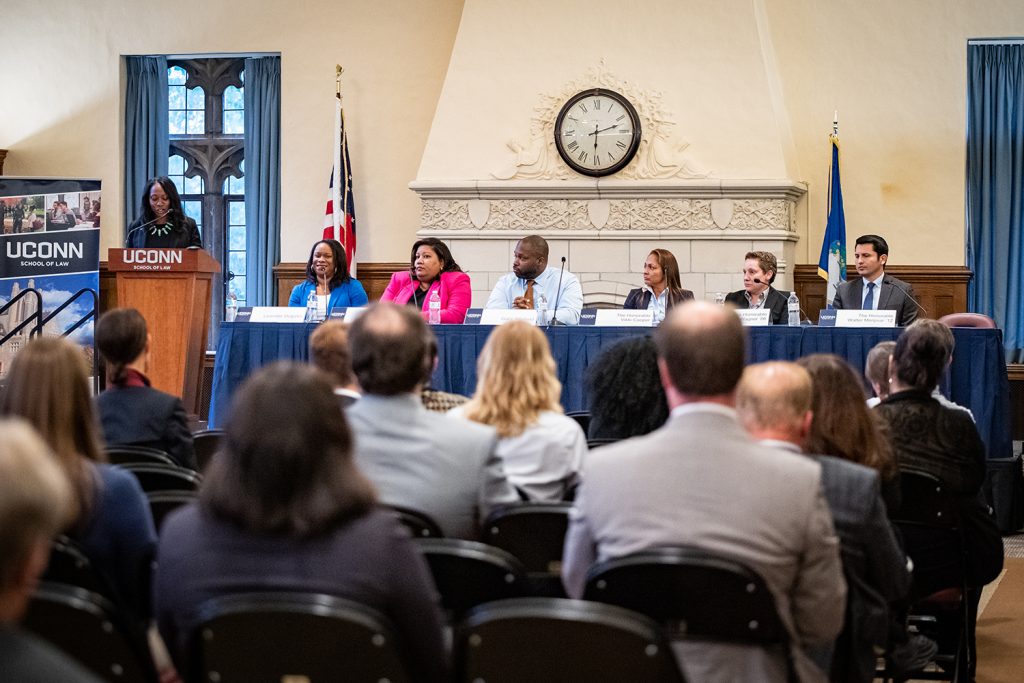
[590,309,655,327]
[327,307,367,322]
[478,308,538,325]
[248,307,308,323]
[835,309,897,328]
[736,309,772,326]
[817,309,838,327]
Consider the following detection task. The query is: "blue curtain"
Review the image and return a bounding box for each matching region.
[967,43,1024,361]
[123,56,169,233]
[243,56,281,306]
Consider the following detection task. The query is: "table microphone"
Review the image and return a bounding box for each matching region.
[549,256,567,326]
[124,215,166,247]
[889,280,928,315]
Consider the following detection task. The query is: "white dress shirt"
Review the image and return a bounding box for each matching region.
[642,286,669,324]
[484,266,584,325]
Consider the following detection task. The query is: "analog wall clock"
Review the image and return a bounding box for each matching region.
[554,88,642,177]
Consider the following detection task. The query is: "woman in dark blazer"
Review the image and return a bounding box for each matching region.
[622,249,694,323]
[95,308,196,469]
[724,250,790,324]
[125,176,203,249]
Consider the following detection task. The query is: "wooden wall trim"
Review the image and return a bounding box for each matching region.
[0,149,7,175]
[794,264,972,323]
[273,262,407,306]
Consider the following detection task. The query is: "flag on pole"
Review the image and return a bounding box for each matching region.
[322,80,356,272]
[818,133,846,306]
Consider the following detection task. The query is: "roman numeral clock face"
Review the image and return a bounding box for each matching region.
[554,88,642,177]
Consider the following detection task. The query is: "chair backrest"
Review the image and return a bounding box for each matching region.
[586,437,619,449]
[415,538,527,618]
[146,490,198,533]
[565,410,591,434]
[119,463,201,494]
[483,502,571,575]
[583,546,790,647]
[23,582,157,683]
[191,429,224,472]
[893,469,966,599]
[456,597,686,683]
[386,504,444,538]
[937,313,997,329]
[189,592,410,683]
[104,445,174,467]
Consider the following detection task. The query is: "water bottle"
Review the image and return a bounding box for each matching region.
[225,292,238,322]
[536,293,548,327]
[788,291,800,326]
[306,290,318,322]
[428,288,441,325]
[715,292,726,306]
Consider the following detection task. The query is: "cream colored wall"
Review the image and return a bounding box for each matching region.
[4,0,1024,267]
[0,0,464,262]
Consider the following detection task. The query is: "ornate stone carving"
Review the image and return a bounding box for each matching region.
[728,199,792,231]
[420,199,472,230]
[493,62,710,181]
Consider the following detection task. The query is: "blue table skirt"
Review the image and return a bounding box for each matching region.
[209,323,1011,458]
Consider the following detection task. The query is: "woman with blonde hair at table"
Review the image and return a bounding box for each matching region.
[452,321,585,501]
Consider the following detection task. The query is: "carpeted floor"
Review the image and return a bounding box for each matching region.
[975,538,1024,683]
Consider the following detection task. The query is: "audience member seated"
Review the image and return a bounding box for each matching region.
[287,239,368,317]
[345,303,519,539]
[584,336,669,441]
[153,362,447,680]
[380,237,471,324]
[874,319,1003,679]
[0,338,156,623]
[309,320,361,407]
[797,353,901,515]
[95,308,196,469]
[864,340,896,407]
[485,235,583,325]
[420,335,469,413]
[724,251,790,325]
[622,248,694,324]
[452,321,586,502]
[0,418,102,683]
[561,302,846,682]
[736,362,918,681]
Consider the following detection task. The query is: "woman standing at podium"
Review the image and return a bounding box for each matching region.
[125,176,203,249]
[288,239,368,315]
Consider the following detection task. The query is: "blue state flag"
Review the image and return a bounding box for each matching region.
[818,134,846,306]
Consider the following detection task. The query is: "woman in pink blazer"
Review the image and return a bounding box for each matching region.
[380,238,472,324]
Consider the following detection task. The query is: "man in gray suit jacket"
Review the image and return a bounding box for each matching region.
[562,302,846,683]
[736,361,921,682]
[346,303,518,540]
[831,234,918,326]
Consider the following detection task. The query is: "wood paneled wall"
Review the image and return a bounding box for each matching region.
[793,264,972,323]
[272,262,406,305]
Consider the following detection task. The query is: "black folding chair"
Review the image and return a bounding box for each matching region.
[191,429,224,472]
[104,445,174,467]
[386,504,444,538]
[120,462,201,494]
[189,592,411,683]
[565,411,591,435]
[415,538,527,620]
[586,437,619,450]
[484,502,571,596]
[23,582,157,683]
[456,597,686,682]
[146,490,198,533]
[584,546,795,679]
[878,470,970,682]
[41,535,114,600]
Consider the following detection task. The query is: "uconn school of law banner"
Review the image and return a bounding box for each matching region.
[0,177,101,379]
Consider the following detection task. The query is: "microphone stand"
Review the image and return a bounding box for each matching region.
[123,214,166,247]
[549,256,567,327]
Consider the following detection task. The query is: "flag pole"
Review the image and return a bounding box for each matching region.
[333,66,344,251]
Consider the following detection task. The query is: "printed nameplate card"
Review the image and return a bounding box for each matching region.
[835,309,897,328]
[736,309,772,326]
[327,307,367,322]
[478,308,538,325]
[248,307,307,323]
[591,309,655,327]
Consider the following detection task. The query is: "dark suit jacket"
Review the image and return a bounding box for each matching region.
[622,287,695,311]
[96,386,196,469]
[724,286,789,325]
[830,274,918,326]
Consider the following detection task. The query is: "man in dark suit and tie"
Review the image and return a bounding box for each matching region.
[831,234,918,326]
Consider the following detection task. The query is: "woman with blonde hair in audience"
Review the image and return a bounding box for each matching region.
[797,353,900,512]
[153,362,447,679]
[0,336,156,623]
[453,321,586,501]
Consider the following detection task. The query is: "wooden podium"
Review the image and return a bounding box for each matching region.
[106,248,220,416]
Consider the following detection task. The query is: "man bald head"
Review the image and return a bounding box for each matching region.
[348,303,434,395]
[735,361,813,447]
[653,301,746,405]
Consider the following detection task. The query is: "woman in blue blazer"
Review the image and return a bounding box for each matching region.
[288,239,368,315]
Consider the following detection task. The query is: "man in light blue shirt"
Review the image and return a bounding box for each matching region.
[484,235,583,325]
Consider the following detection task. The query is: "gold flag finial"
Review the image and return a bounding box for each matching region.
[336,65,344,97]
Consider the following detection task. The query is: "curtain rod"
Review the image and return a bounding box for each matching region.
[968,38,1024,45]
